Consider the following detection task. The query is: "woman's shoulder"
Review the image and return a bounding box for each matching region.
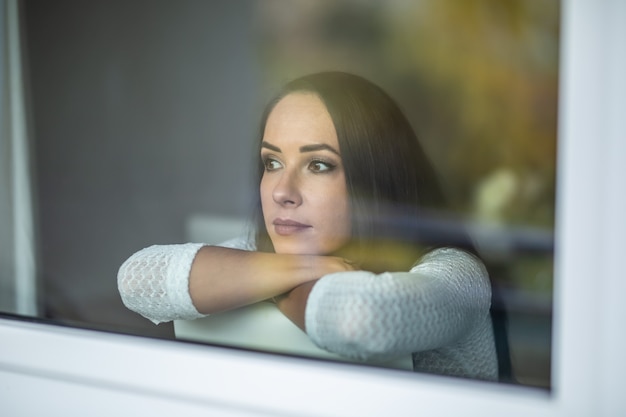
[418,246,484,264]
[410,247,489,284]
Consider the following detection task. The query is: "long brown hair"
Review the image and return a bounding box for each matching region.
[252,72,446,270]
[251,72,512,380]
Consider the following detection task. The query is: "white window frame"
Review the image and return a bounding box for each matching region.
[1,1,625,415]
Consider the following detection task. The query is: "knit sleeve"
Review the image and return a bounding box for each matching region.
[304,248,492,362]
[117,237,253,324]
[117,243,207,324]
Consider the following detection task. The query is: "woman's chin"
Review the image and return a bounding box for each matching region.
[271,241,344,256]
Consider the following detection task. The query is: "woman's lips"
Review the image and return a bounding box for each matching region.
[272,218,312,236]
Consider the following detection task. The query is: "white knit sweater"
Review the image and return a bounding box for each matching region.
[118,238,497,380]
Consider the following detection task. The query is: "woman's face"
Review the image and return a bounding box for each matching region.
[260,92,351,255]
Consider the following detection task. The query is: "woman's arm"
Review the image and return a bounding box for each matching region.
[274,281,316,331]
[117,242,353,324]
[188,246,351,314]
[277,248,492,361]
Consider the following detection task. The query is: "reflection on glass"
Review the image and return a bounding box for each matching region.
[119,72,499,380]
[255,0,557,388]
[2,0,557,390]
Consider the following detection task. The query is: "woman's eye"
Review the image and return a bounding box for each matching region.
[309,160,334,173]
[263,158,282,171]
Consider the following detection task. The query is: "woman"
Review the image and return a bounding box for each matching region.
[118,72,499,381]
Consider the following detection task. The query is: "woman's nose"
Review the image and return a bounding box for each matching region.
[272,170,302,207]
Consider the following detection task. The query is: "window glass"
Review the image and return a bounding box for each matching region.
[1,0,558,389]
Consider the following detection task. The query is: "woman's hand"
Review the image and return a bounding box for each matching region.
[322,255,360,274]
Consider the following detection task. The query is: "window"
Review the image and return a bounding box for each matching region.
[7,0,557,385]
[2,1,625,415]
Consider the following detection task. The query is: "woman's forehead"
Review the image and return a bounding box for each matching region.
[263,92,338,149]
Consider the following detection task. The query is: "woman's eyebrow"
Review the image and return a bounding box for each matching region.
[261,141,340,156]
[261,141,281,152]
[299,143,340,155]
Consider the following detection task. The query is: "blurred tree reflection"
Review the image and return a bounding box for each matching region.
[257,0,559,228]
[256,0,559,387]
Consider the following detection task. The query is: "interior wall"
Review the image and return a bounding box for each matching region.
[22,0,260,335]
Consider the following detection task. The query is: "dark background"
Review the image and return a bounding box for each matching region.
[23,0,261,337]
